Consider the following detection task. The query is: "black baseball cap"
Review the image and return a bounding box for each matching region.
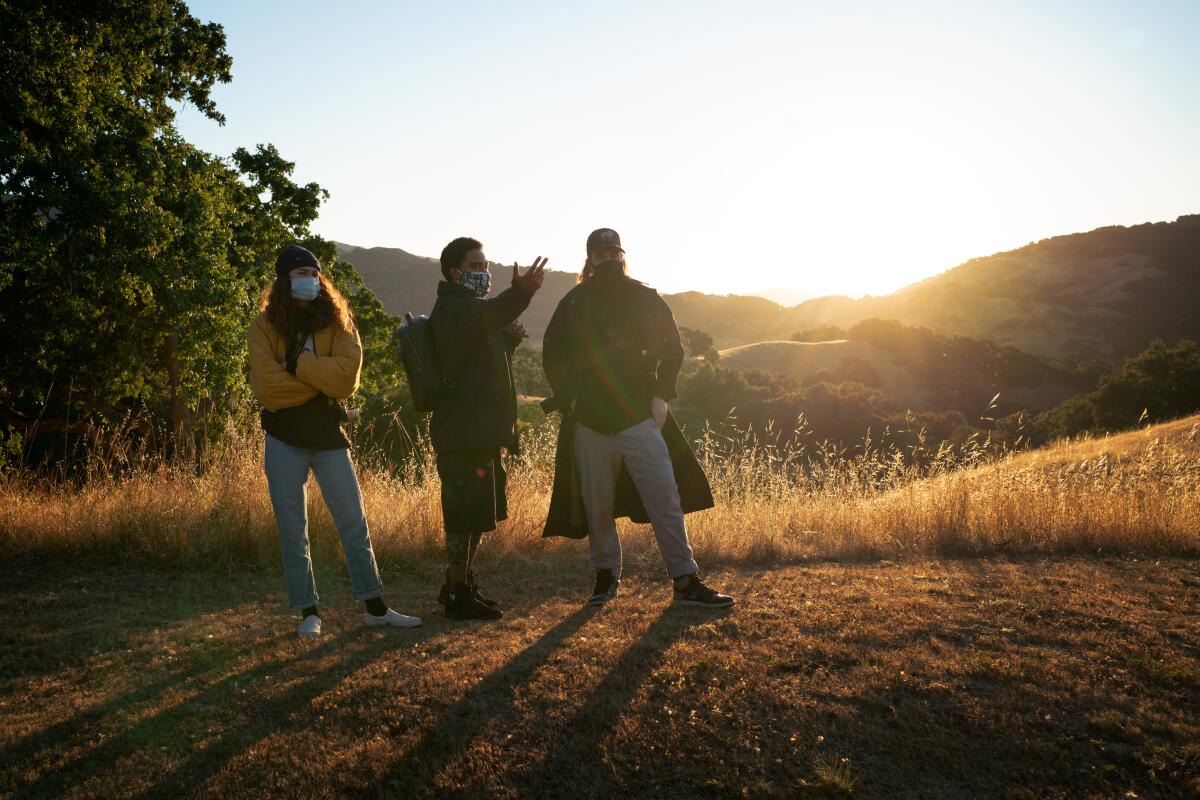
[586,228,624,255]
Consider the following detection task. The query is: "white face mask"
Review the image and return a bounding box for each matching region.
[459,270,491,298]
[290,275,321,301]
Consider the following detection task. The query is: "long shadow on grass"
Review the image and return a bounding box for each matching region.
[122,615,449,800]
[0,566,279,781]
[514,606,726,798]
[0,623,264,786]
[9,623,409,800]
[0,561,260,683]
[359,604,602,798]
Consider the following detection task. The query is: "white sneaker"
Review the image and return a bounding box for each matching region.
[298,615,322,638]
[364,608,423,629]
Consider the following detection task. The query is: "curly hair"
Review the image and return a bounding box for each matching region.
[261,272,355,340]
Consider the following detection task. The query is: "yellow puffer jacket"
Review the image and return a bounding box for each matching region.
[247,311,362,412]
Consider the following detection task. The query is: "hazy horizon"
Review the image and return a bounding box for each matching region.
[176,1,1200,298]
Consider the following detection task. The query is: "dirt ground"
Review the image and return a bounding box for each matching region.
[2,555,1197,799]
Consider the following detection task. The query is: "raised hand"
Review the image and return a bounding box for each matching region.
[504,320,529,340]
[512,256,547,294]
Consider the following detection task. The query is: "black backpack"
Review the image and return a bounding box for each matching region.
[395,312,453,413]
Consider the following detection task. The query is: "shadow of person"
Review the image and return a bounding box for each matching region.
[514,605,726,798]
[10,623,386,800]
[362,603,602,797]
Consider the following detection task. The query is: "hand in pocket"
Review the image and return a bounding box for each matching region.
[651,397,668,428]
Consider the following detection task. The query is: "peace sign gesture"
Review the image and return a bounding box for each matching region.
[512,257,547,294]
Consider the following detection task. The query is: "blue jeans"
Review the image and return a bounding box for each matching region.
[264,435,384,608]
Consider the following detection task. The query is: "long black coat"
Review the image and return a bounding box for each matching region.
[540,277,714,539]
[541,411,716,539]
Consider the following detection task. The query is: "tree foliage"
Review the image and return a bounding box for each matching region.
[0,1,404,466]
[679,326,718,361]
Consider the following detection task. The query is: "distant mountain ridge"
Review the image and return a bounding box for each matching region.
[717,215,1200,366]
[338,214,1200,366]
[335,243,578,342]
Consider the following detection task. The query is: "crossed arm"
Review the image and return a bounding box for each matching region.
[247,317,362,412]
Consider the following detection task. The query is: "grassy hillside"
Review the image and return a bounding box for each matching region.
[776,215,1200,366]
[3,408,1197,568]
[341,214,1200,366]
[4,414,1200,797]
[716,331,1088,419]
[997,412,1200,471]
[663,292,791,348]
[719,339,933,410]
[2,415,1198,797]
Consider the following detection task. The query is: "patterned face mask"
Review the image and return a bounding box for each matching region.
[459,270,491,298]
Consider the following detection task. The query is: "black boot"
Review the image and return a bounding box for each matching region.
[446,582,503,620]
[467,569,499,608]
[438,570,499,609]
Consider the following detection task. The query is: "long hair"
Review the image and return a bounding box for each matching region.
[261,272,354,339]
[578,257,630,284]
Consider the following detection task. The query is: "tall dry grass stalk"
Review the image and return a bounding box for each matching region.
[1,411,1198,569]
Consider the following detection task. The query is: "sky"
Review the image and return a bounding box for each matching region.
[175,0,1200,300]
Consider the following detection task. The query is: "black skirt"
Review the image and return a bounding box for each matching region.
[435,447,508,534]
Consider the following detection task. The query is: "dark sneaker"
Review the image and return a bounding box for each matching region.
[446,583,503,620]
[588,569,620,606]
[672,575,734,608]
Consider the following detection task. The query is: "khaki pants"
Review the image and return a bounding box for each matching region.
[574,418,699,579]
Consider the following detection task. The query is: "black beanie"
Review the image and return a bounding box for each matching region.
[275,245,321,280]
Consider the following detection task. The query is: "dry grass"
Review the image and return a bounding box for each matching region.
[1,556,1196,799]
[2,411,1198,568]
[2,414,1199,797]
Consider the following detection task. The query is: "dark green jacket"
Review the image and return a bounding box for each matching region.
[541,276,714,538]
[542,275,685,433]
[430,280,531,454]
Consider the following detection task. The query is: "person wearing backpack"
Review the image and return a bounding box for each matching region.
[248,244,423,637]
[430,237,545,620]
[541,228,734,609]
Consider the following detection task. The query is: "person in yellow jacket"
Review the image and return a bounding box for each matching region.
[248,244,421,638]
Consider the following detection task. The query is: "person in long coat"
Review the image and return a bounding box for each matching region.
[541,228,734,609]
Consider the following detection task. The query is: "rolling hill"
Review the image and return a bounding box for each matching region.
[688,214,1200,366]
[338,213,1200,367]
[336,243,579,342]
[719,339,935,409]
[801,215,1200,366]
[717,334,1086,417]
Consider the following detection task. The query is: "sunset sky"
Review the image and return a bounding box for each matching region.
[176,0,1200,300]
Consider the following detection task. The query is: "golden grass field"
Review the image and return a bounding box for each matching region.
[1,414,1198,798]
[2,411,1198,568]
